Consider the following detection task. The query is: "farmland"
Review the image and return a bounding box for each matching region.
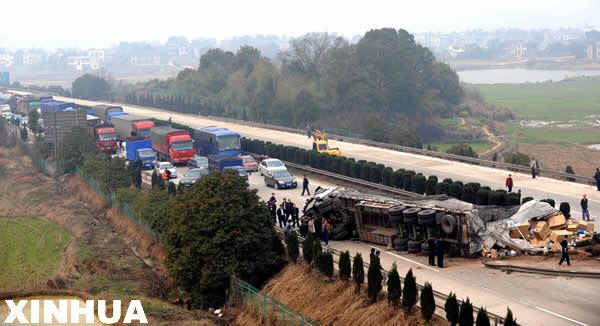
[471,78,600,121]
[0,216,71,288]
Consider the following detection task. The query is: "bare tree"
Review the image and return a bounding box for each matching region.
[279,33,348,76]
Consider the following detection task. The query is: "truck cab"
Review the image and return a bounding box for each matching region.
[136,148,157,169]
[95,127,118,153]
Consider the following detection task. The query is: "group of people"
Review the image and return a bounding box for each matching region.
[269,193,300,229]
[427,237,445,268]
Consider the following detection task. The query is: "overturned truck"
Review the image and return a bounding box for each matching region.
[303,187,558,256]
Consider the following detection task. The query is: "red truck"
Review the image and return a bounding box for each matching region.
[87,115,118,153]
[150,126,194,164]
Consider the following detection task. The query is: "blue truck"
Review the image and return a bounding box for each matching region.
[125,138,156,169]
[208,154,248,180]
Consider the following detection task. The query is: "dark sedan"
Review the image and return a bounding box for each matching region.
[188,156,209,169]
[179,168,209,188]
[264,170,297,189]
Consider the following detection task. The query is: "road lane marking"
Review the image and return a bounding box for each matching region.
[535,306,589,326]
[366,245,440,272]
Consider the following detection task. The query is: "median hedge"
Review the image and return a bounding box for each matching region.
[241,138,552,206]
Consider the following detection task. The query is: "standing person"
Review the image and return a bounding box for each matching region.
[276,204,286,228]
[302,175,310,196]
[291,203,299,228]
[506,174,514,193]
[314,217,322,240]
[559,238,571,266]
[308,218,315,237]
[306,124,311,138]
[285,219,293,232]
[285,199,293,221]
[299,218,308,237]
[269,202,277,224]
[427,237,436,266]
[595,168,600,191]
[581,194,591,221]
[369,248,376,261]
[269,193,277,206]
[322,219,331,246]
[530,158,537,178]
[435,238,444,268]
[376,251,386,283]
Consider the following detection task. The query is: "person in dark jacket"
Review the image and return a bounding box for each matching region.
[559,239,570,266]
[276,204,286,228]
[314,217,322,239]
[435,239,444,268]
[581,194,591,221]
[291,203,299,228]
[427,237,436,266]
[299,218,309,237]
[302,175,310,196]
[269,193,277,206]
[269,202,277,224]
[595,168,600,191]
[505,174,514,193]
[322,219,331,246]
[285,199,293,220]
[369,248,376,261]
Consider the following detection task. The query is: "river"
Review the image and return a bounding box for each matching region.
[457,68,600,84]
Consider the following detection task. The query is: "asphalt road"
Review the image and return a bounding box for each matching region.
[55,96,600,224]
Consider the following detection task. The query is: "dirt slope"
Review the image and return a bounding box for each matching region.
[235,263,444,326]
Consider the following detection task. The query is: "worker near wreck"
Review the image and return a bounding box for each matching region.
[559,238,571,266]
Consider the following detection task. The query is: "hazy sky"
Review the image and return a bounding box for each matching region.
[2,0,599,49]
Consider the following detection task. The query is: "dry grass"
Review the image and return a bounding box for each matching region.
[68,176,108,212]
[234,264,443,326]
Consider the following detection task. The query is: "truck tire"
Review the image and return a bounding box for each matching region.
[407,240,422,249]
[402,207,421,224]
[441,214,456,234]
[421,242,431,251]
[330,225,347,237]
[396,245,408,252]
[389,205,406,216]
[389,214,404,224]
[418,209,437,225]
[331,230,349,240]
[393,237,409,246]
[408,247,421,254]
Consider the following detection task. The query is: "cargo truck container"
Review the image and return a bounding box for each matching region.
[87,115,117,153]
[150,126,194,164]
[111,114,155,140]
[92,104,123,122]
[125,138,156,169]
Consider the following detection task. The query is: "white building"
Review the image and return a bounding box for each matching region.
[88,49,105,62]
[23,53,42,66]
[0,54,14,67]
[447,45,464,58]
[510,42,527,58]
[67,56,100,70]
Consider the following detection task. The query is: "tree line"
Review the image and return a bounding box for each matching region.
[108,28,463,148]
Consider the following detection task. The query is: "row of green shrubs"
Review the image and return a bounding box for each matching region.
[243,138,537,207]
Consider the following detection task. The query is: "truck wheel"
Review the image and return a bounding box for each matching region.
[402,207,421,224]
[408,240,422,249]
[418,209,437,225]
[441,215,456,234]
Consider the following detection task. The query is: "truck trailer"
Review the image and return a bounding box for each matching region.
[92,104,124,123]
[111,114,155,140]
[150,126,194,164]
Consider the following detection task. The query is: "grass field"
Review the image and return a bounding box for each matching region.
[0,216,71,288]
[437,118,461,127]
[470,79,600,121]
[430,142,492,153]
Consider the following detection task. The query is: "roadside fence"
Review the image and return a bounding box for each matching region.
[229,276,319,326]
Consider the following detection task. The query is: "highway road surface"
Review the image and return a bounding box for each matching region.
[57,96,600,224]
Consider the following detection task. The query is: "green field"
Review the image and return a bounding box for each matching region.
[513,127,600,144]
[437,118,461,127]
[0,216,71,288]
[470,79,600,121]
[430,142,492,154]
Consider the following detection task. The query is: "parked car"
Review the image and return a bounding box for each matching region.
[154,161,177,179]
[258,158,287,176]
[188,155,209,169]
[264,170,297,189]
[179,168,209,188]
[241,155,258,172]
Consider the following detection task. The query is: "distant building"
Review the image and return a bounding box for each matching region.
[88,49,105,62]
[586,41,600,60]
[0,53,14,67]
[447,45,464,58]
[129,56,161,65]
[67,56,100,70]
[508,41,527,58]
[23,52,42,66]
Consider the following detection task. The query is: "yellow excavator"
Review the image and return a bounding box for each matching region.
[311,129,342,156]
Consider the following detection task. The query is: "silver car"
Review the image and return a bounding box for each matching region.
[154,161,177,179]
[258,158,287,176]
